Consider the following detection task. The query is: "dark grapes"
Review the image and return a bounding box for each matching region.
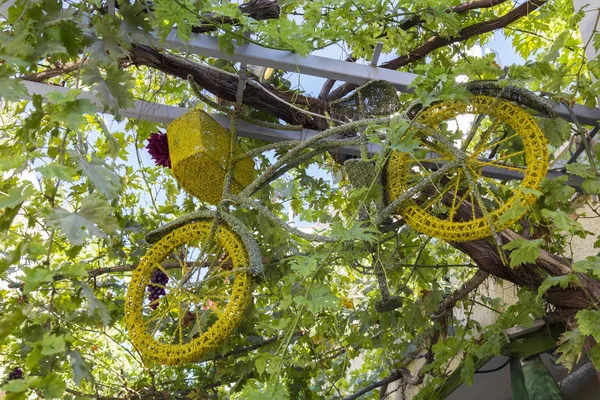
[7,367,23,380]
[147,269,169,310]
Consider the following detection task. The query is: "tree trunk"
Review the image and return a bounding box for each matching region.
[130,45,325,129]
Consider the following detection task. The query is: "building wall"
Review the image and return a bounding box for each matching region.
[568,196,600,262]
[391,196,600,399]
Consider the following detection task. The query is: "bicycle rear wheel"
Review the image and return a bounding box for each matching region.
[386,95,548,242]
[125,218,253,365]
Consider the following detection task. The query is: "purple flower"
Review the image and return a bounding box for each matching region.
[146,131,171,168]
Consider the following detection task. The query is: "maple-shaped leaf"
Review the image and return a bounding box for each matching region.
[46,194,118,246]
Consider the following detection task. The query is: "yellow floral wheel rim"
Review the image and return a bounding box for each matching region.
[386,96,548,242]
[125,220,252,365]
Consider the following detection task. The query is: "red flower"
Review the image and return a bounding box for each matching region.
[146,131,171,168]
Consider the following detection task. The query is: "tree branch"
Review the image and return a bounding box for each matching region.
[385,0,547,70]
[22,0,279,83]
[344,270,489,399]
[129,44,325,128]
[8,257,272,289]
[396,0,509,33]
[192,0,280,33]
[22,59,94,82]
[433,269,490,320]
[328,0,547,101]
[209,331,304,362]
[343,369,413,400]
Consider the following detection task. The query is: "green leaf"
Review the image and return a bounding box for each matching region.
[0,155,27,171]
[41,333,66,356]
[589,58,600,80]
[536,117,571,146]
[589,345,600,371]
[94,116,121,159]
[74,154,121,200]
[1,379,27,393]
[594,33,600,52]
[543,31,568,62]
[577,309,600,342]
[153,0,200,42]
[582,178,600,194]
[460,353,475,386]
[26,240,46,258]
[39,373,66,399]
[297,283,338,314]
[68,350,94,386]
[538,274,580,299]
[58,263,89,278]
[239,376,288,400]
[22,267,55,294]
[37,164,79,181]
[47,96,95,131]
[571,256,600,279]
[0,66,28,101]
[255,353,269,375]
[556,329,586,371]
[0,185,34,209]
[331,221,379,242]
[565,163,595,179]
[0,311,27,343]
[81,64,134,118]
[540,176,576,208]
[79,282,112,326]
[46,194,118,245]
[497,198,528,226]
[290,257,319,277]
[541,209,585,233]
[388,120,421,153]
[502,238,544,267]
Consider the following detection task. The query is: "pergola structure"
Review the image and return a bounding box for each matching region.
[1,2,600,400]
[2,0,600,179]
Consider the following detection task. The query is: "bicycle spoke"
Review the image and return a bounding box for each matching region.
[448,169,463,221]
[452,186,472,219]
[146,298,174,326]
[461,114,485,151]
[472,118,501,155]
[471,159,527,173]
[420,138,453,157]
[468,164,502,206]
[422,172,461,211]
[475,131,519,156]
[493,150,526,163]
[177,301,185,344]
[408,156,452,164]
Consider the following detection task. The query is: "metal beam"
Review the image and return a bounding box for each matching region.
[565,126,599,165]
[20,80,371,157]
[20,80,585,186]
[553,102,600,126]
[2,0,600,126]
[158,31,600,126]
[421,159,583,191]
[161,32,418,93]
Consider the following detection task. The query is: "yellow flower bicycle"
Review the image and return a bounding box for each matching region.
[125,82,551,365]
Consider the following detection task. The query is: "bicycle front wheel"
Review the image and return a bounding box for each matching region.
[386,95,548,242]
[125,218,253,365]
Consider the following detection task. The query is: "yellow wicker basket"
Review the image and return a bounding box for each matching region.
[167,110,255,205]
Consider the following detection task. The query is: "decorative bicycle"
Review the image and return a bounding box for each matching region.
[125,82,552,365]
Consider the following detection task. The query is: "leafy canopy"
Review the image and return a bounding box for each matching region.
[0,0,599,399]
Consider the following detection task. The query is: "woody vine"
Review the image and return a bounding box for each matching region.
[1,0,600,399]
